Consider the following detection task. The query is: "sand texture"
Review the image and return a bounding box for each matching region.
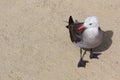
[0,0,120,80]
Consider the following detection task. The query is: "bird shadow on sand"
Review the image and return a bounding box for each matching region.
[93,30,113,52]
[77,30,113,68]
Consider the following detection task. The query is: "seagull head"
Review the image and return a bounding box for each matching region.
[77,16,99,31]
[84,16,99,28]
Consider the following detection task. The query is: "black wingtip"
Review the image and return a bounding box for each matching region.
[69,16,72,19]
[69,16,74,25]
[66,16,74,29]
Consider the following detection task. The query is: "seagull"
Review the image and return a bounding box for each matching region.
[66,16,103,65]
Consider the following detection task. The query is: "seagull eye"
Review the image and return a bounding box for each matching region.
[89,23,92,25]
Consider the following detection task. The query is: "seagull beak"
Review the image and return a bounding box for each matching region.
[77,26,85,31]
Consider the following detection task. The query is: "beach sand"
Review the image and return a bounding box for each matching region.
[0,0,120,80]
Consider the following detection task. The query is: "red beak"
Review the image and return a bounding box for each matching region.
[77,26,85,31]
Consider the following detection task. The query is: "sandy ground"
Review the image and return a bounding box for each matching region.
[0,0,120,80]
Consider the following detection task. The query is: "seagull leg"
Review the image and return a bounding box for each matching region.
[90,48,100,59]
[80,48,86,60]
[79,48,83,65]
[82,50,86,59]
[90,49,93,59]
[90,48,93,53]
[78,49,88,67]
[80,48,82,59]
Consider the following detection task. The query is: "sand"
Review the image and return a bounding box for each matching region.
[0,0,120,80]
